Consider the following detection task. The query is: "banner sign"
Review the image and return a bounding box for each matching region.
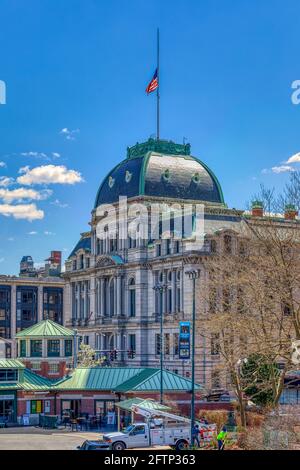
[179,321,191,359]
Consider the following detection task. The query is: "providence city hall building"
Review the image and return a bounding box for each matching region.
[63,137,252,389]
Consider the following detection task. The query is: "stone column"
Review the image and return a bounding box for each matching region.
[124,275,128,317]
[89,277,96,321]
[114,277,117,316]
[163,271,167,314]
[172,270,176,313]
[116,275,121,316]
[100,278,105,316]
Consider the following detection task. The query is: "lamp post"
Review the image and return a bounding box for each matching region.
[185,269,200,447]
[153,283,167,404]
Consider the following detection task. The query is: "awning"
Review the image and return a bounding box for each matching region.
[115,397,171,412]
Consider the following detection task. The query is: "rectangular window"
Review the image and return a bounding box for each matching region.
[0,327,7,338]
[211,333,220,356]
[22,310,33,321]
[30,340,42,357]
[129,334,136,352]
[168,289,172,313]
[31,400,43,414]
[47,340,60,357]
[0,309,6,320]
[20,340,26,357]
[156,243,161,257]
[164,333,170,355]
[155,333,161,356]
[173,333,179,356]
[31,362,41,371]
[64,339,73,357]
[48,363,59,374]
[177,288,181,311]
[129,290,136,317]
[212,370,221,389]
[0,369,18,382]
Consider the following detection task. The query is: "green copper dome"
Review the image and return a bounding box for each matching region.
[94,139,224,208]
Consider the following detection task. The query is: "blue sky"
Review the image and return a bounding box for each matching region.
[0,0,300,274]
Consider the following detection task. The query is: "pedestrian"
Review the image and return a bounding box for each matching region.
[217,426,228,450]
[191,423,201,448]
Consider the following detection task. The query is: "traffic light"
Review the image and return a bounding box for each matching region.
[128,349,136,359]
[110,349,118,361]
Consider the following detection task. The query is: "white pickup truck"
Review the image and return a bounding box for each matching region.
[103,421,190,450]
[103,405,212,451]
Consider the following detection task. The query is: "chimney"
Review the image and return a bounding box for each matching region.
[251,200,263,217]
[284,204,298,220]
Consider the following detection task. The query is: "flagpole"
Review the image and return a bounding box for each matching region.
[157,28,160,141]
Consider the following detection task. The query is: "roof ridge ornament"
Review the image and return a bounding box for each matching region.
[127,138,191,159]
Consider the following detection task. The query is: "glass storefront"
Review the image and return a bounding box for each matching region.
[0,393,16,423]
[61,399,81,418]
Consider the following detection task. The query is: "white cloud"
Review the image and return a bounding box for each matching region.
[286,152,300,164]
[50,199,69,208]
[17,165,83,186]
[28,231,38,235]
[52,152,60,158]
[44,231,56,236]
[60,127,80,141]
[20,151,48,159]
[0,203,44,221]
[0,177,14,187]
[272,165,294,174]
[0,258,4,263]
[0,188,52,203]
[0,162,6,168]
[7,237,14,242]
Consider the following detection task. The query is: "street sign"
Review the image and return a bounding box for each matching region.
[179,321,190,359]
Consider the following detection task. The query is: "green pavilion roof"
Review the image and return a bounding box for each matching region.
[15,319,75,338]
[0,368,57,391]
[115,368,203,393]
[54,367,203,392]
[0,365,202,394]
[0,359,25,369]
[54,367,146,391]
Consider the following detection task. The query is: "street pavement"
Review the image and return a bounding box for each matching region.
[0,427,170,450]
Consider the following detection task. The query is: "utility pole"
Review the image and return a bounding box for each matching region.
[153,283,167,403]
[185,269,200,447]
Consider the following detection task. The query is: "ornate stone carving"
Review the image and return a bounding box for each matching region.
[127,138,191,159]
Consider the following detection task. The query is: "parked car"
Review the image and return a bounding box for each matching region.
[76,440,111,450]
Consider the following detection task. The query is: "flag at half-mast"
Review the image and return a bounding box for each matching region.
[146,68,158,94]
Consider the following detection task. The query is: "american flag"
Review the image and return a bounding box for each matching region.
[146,68,158,94]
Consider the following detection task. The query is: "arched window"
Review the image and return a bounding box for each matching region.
[129,278,136,317]
[224,235,232,254]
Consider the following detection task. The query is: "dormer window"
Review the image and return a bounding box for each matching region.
[0,369,18,382]
[80,254,84,270]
